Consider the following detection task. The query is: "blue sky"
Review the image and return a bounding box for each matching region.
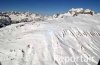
[0,0,100,15]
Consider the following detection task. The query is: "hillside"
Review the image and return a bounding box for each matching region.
[0,8,100,65]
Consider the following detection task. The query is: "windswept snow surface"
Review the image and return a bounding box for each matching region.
[0,9,100,65]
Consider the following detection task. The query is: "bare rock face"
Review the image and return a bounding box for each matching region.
[0,14,12,28]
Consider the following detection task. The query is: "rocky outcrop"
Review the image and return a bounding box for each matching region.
[0,14,12,28]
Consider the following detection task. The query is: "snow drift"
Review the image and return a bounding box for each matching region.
[0,8,100,65]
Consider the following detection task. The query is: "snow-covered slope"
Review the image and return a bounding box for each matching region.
[0,8,100,65]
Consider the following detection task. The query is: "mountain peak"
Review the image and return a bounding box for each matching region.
[68,8,95,16]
